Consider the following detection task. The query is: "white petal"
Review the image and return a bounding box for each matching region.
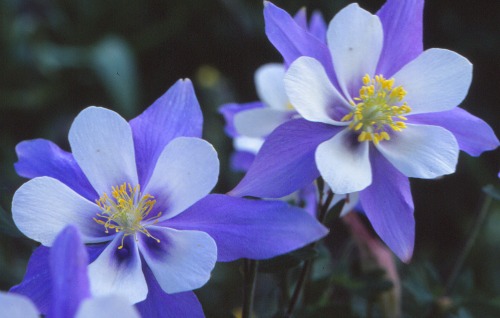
[12,177,109,246]
[376,124,459,178]
[327,3,383,99]
[316,129,372,194]
[234,108,291,138]
[233,136,264,154]
[254,63,289,110]
[139,227,217,294]
[144,137,219,220]
[0,291,39,318]
[69,107,138,195]
[285,57,350,124]
[393,48,473,114]
[88,235,148,304]
[76,295,140,318]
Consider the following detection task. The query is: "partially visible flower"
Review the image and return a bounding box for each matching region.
[220,8,327,172]
[11,79,328,317]
[3,225,140,318]
[230,1,499,261]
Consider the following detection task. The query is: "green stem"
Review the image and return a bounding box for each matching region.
[242,259,258,318]
[425,194,493,317]
[284,188,334,317]
[444,194,493,295]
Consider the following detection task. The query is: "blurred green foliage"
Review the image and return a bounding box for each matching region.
[0,0,499,317]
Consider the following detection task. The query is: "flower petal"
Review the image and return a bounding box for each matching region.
[130,79,203,185]
[233,136,264,155]
[230,150,256,172]
[264,1,336,83]
[293,7,307,30]
[12,177,109,246]
[138,227,217,293]
[167,194,328,262]
[0,292,39,318]
[144,137,219,220]
[49,225,90,318]
[316,129,372,194]
[285,57,351,124]
[360,151,415,262]
[14,139,97,201]
[393,48,472,114]
[309,11,327,42]
[229,119,339,198]
[327,3,383,99]
[75,296,141,318]
[234,108,293,138]
[376,0,424,76]
[255,63,288,110]
[9,246,51,314]
[376,124,458,178]
[219,102,264,138]
[88,235,147,304]
[408,108,499,156]
[136,265,204,318]
[68,106,138,195]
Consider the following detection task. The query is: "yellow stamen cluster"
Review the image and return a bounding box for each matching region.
[94,183,162,249]
[341,74,411,145]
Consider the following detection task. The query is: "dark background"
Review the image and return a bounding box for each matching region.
[1,0,499,316]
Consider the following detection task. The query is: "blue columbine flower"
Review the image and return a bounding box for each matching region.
[2,225,140,318]
[230,1,499,262]
[220,8,327,172]
[10,79,328,317]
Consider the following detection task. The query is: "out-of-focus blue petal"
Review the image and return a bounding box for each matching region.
[166,194,328,262]
[14,139,96,201]
[230,151,256,172]
[293,7,308,30]
[10,246,52,314]
[376,0,424,77]
[309,11,327,42]
[408,107,499,156]
[230,119,338,198]
[136,265,204,318]
[359,151,415,262]
[49,225,90,318]
[130,79,203,186]
[219,102,263,138]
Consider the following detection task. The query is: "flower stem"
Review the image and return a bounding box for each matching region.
[425,193,493,317]
[284,186,334,317]
[443,194,493,295]
[242,259,258,318]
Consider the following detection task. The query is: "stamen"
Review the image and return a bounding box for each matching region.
[93,183,162,249]
[341,74,411,144]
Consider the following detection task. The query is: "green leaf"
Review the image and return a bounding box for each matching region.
[90,36,139,117]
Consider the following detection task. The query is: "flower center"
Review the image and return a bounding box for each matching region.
[341,74,411,144]
[94,183,162,249]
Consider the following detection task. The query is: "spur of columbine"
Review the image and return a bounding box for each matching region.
[231,1,499,261]
[10,79,327,317]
